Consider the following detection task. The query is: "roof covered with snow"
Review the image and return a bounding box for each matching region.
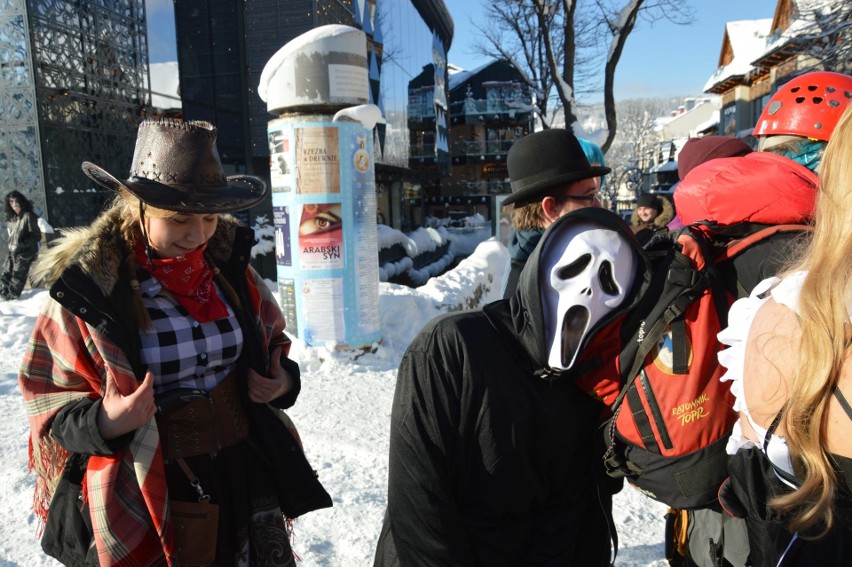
[703,19,772,92]
[755,0,845,65]
[447,61,493,91]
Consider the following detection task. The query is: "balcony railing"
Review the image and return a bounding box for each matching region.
[408,97,532,121]
[452,139,514,156]
[410,139,516,159]
[451,98,530,117]
[408,102,434,120]
[442,180,511,195]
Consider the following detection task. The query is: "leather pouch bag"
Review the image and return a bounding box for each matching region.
[170,500,219,566]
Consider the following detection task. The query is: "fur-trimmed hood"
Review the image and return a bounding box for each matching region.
[30,204,244,296]
[631,194,674,230]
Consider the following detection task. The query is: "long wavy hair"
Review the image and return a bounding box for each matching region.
[775,104,852,536]
[4,190,34,221]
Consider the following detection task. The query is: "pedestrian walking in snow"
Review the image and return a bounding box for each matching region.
[375,207,650,566]
[0,190,40,300]
[18,118,331,566]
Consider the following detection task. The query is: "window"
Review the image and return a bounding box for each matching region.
[485,82,522,112]
[751,93,770,124]
[722,104,737,136]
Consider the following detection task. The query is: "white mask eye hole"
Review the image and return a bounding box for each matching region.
[557,253,592,280]
[598,261,620,296]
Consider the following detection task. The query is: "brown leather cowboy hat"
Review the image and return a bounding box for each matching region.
[503,129,610,206]
[82,118,268,213]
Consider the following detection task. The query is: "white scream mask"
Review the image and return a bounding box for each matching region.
[541,222,636,370]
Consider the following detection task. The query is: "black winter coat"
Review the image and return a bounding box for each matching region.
[375,208,650,566]
[6,210,40,257]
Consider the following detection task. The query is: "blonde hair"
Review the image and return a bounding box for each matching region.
[774,104,852,536]
[113,188,180,247]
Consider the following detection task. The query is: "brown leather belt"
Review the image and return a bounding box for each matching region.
[156,373,249,460]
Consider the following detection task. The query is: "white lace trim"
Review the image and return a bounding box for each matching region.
[717,274,808,481]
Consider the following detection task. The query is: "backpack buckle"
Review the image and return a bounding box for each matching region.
[667,266,695,287]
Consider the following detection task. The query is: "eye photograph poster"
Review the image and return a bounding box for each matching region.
[298,202,344,270]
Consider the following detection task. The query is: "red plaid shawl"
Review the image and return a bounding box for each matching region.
[19,267,289,566]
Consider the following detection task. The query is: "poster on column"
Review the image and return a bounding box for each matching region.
[278,278,298,337]
[273,206,292,266]
[269,129,292,192]
[301,278,345,344]
[269,117,381,349]
[296,126,340,194]
[351,133,381,335]
[298,202,344,270]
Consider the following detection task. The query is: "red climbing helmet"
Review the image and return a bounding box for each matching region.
[754,71,852,141]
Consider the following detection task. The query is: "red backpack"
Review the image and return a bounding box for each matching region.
[575,223,810,509]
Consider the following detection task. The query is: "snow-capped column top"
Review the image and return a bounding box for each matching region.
[259,24,369,115]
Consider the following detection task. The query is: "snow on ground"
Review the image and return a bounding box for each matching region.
[0,238,667,566]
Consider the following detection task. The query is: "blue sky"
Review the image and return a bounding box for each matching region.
[145,0,777,101]
[442,0,778,100]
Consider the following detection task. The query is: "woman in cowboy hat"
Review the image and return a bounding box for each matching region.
[19,118,331,566]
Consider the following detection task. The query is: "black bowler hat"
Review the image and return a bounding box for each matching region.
[82,118,268,214]
[504,129,611,206]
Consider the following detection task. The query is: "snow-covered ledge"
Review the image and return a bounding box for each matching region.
[417,237,510,312]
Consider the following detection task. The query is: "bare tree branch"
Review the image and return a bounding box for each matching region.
[601,0,643,152]
[475,0,693,144]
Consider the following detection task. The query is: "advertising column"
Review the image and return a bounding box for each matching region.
[259,25,381,349]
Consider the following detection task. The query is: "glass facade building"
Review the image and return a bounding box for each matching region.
[0,0,149,234]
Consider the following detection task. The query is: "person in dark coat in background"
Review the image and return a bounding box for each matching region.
[1,190,41,300]
[630,192,674,244]
[375,207,651,566]
[502,129,610,299]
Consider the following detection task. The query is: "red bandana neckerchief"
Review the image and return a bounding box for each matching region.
[134,240,229,323]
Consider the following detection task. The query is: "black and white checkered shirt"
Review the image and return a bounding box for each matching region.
[137,274,243,394]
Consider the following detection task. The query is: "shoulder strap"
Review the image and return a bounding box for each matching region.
[834,387,852,422]
[716,224,811,263]
[763,404,801,487]
[764,406,786,451]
